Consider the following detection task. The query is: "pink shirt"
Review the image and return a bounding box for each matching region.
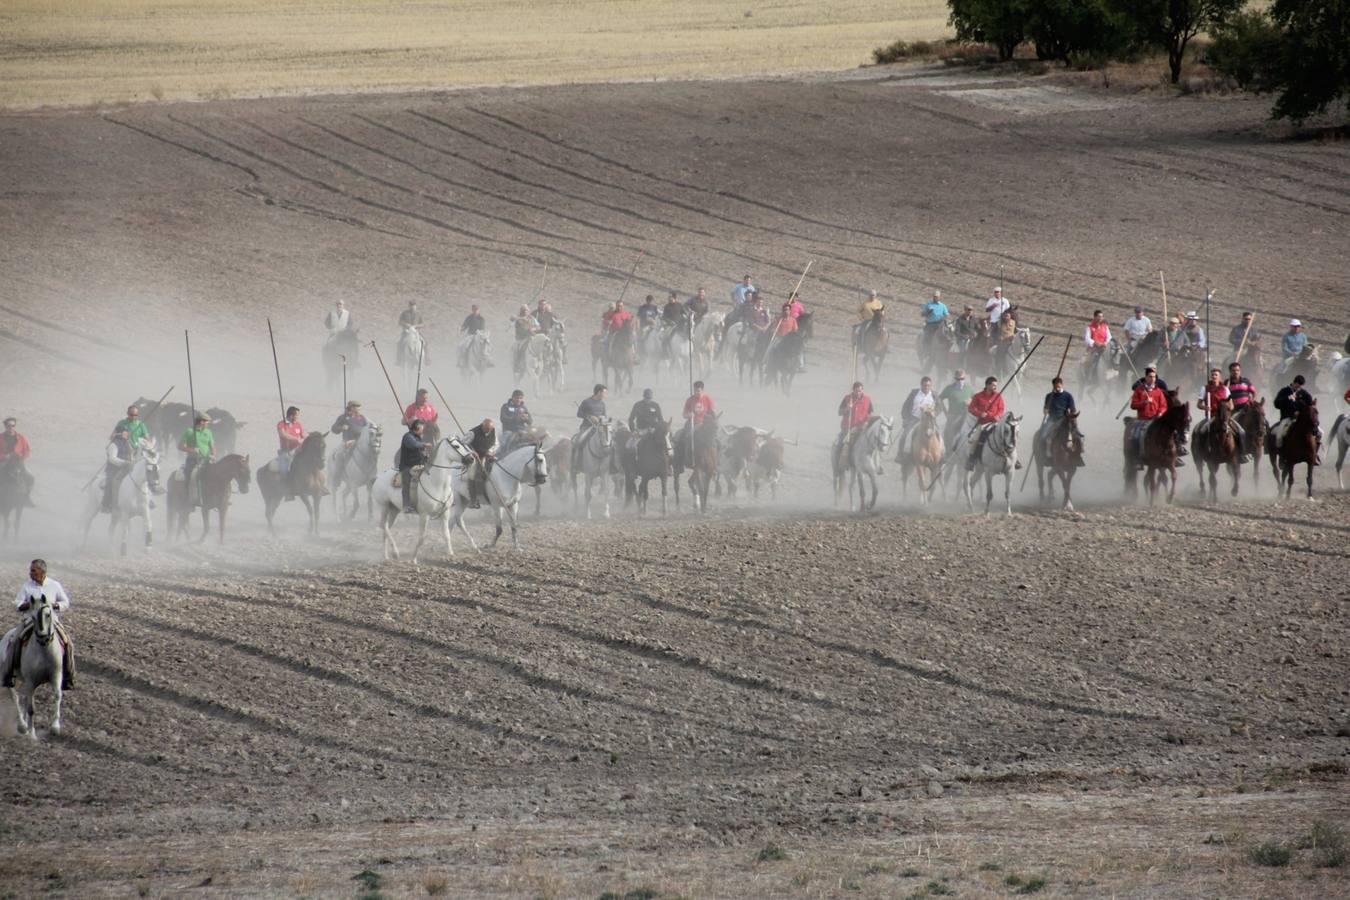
[277,420,305,451]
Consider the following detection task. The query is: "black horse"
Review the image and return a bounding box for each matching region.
[762,313,812,395]
[624,419,673,516]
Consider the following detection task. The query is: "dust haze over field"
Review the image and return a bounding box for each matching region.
[2,7,1350,898]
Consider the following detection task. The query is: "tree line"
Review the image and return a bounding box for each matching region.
[945,0,1348,123]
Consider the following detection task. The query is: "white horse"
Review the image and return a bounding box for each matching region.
[457,332,493,381]
[397,324,425,385]
[518,333,554,395]
[1331,412,1350,490]
[571,418,615,519]
[372,438,479,564]
[834,416,893,513]
[3,592,65,737]
[964,413,1022,516]
[80,440,163,555]
[445,442,549,551]
[328,423,383,520]
[691,312,724,378]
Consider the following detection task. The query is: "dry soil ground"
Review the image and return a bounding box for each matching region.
[0,57,1348,899]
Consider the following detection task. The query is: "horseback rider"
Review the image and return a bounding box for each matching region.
[572,384,609,468]
[112,404,150,448]
[1164,316,1190,354]
[835,381,873,469]
[1182,312,1207,349]
[0,417,35,506]
[939,370,974,421]
[499,389,531,453]
[852,289,885,348]
[1273,374,1322,461]
[732,275,756,308]
[604,299,634,355]
[993,308,1018,355]
[1281,319,1309,361]
[1038,376,1077,460]
[1226,362,1257,408]
[403,389,438,430]
[679,381,716,464]
[686,287,709,324]
[660,291,684,328]
[953,305,978,354]
[104,405,149,510]
[918,289,948,353]
[1084,309,1112,378]
[536,301,559,337]
[1121,306,1153,351]
[627,388,664,451]
[328,401,368,481]
[966,376,1018,470]
[399,301,424,329]
[399,419,430,514]
[1198,367,1248,457]
[636,294,660,331]
[899,376,938,449]
[324,299,352,337]
[786,291,805,320]
[985,286,1009,324]
[1228,311,1258,358]
[462,418,497,509]
[1,559,74,691]
[179,413,215,506]
[510,304,539,371]
[276,406,305,501]
[461,304,486,335]
[744,293,771,335]
[1128,367,1184,465]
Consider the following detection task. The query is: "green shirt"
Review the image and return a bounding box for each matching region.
[180,426,214,459]
[939,381,973,416]
[115,418,150,447]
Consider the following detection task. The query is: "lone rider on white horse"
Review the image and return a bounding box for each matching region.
[178,413,215,507]
[1,559,74,690]
[572,384,608,467]
[510,305,539,372]
[328,401,368,485]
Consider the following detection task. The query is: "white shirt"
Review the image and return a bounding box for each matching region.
[1122,315,1152,342]
[16,577,70,613]
[325,308,351,333]
[908,390,937,421]
[1083,322,1113,349]
[986,297,1009,323]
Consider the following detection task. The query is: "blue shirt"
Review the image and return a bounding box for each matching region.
[732,283,755,305]
[1043,390,1076,420]
[921,301,949,324]
[1282,330,1308,357]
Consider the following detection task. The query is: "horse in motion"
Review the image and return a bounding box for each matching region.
[81,440,163,555]
[0,456,32,540]
[834,415,893,513]
[328,422,383,521]
[675,415,720,513]
[993,326,1032,396]
[396,324,425,385]
[1331,411,1350,490]
[257,432,327,534]
[1267,402,1319,500]
[456,332,493,382]
[1192,401,1241,500]
[1123,390,1190,505]
[372,437,477,564]
[965,413,1022,516]
[445,442,549,551]
[914,315,948,377]
[691,312,724,379]
[1233,399,1269,487]
[572,418,615,519]
[762,313,812,394]
[323,328,361,391]
[900,407,944,506]
[625,419,673,516]
[1031,412,1085,510]
[599,320,637,395]
[3,592,68,738]
[167,453,251,543]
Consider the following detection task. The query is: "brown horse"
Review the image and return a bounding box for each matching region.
[257,432,327,534]
[599,321,637,395]
[860,310,889,381]
[900,407,944,506]
[1267,402,1319,499]
[675,415,719,513]
[1033,411,1085,510]
[1233,399,1269,487]
[1192,401,1240,500]
[167,453,251,543]
[1123,390,1190,505]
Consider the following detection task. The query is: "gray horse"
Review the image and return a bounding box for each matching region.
[5,593,66,737]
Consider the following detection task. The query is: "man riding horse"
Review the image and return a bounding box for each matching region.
[499,389,533,454]
[179,413,215,506]
[918,289,948,356]
[835,381,873,472]
[1,559,74,691]
[399,419,430,514]
[852,289,885,349]
[627,388,664,452]
[572,384,609,470]
[328,401,368,490]
[1084,309,1112,381]
[966,377,1019,471]
[678,382,716,468]
[1038,377,1077,459]
[461,418,498,509]
[1273,374,1322,461]
[0,417,35,508]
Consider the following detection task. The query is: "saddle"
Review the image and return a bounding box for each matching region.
[391,464,425,488]
[1,620,75,690]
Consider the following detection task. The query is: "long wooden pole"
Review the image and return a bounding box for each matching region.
[369,341,406,424]
[1233,313,1256,367]
[1204,285,1212,421]
[184,330,197,421]
[940,334,1046,475]
[1159,270,1171,365]
[340,354,348,408]
[532,260,550,305]
[266,318,286,422]
[788,260,813,304]
[1054,334,1072,381]
[616,250,644,308]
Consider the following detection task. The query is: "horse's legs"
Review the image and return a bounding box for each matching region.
[491,503,505,547]
[1003,470,1013,516]
[1060,470,1074,511]
[411,513,431,564]
[1305,461,1315,500]
[382,508,400,560]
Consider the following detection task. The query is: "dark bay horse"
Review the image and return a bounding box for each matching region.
[860,310,889,380]
[1123,390,1190,505]
[1033,411,1085,510]
[167,453,251,543]
[0,457,31,540]
[674,415,719,512]
[762,313,812,395]
[258,433,327,534]
[628,419,673,516]
[1192,401,1240,500]
[600,321,637,395]
[1233,399,1269,487]
[1267,402,1319,499]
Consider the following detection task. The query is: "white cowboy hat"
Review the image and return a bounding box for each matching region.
[1289,318,1302,327]
[1184,311,1198,319]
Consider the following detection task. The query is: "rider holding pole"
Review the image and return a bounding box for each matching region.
[179,413,215,507]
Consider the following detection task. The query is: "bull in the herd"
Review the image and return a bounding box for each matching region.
[204,407,245,456]
[166,453,251,543]
[1267,401,1319,499]
[1123,390,1190,505]
[257,432,327,534]
[716,426,762,500]
[752,434,787,499]
[136,399,192,454]
[964,413,1023,516]
[81,438,163,554]
[536,437,571,515]
[1031,411,1086,510]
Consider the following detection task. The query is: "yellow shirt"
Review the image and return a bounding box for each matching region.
[859,298,884,322]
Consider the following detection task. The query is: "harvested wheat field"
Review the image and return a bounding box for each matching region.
[1,8,1349,898]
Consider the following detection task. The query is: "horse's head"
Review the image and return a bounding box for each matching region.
[875,415,894,451]
[32,594,55,645]
[142,452,164,495]
[528,443,549,486]
[597,418,615,448]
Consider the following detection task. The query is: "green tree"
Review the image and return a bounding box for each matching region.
[1025,0,1131,65]
[1267,0,1350,121]
[949,0,1028,60]
[1119,0,1245,82]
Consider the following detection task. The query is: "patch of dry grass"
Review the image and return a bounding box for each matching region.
[0,0,950,109]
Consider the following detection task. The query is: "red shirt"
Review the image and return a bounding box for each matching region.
[403,402,438,424]
[277,419,305,451]
[839,393,872,430]
[967,389,1005,425]
[774,315,797,338]
[608,309,633,332]
[1201,383,1230,415]
[682,393,715,425]
[1087,320,1110,347]
[788,299,804,319]
[1131,385,1168,420]
[0,432,31,461]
